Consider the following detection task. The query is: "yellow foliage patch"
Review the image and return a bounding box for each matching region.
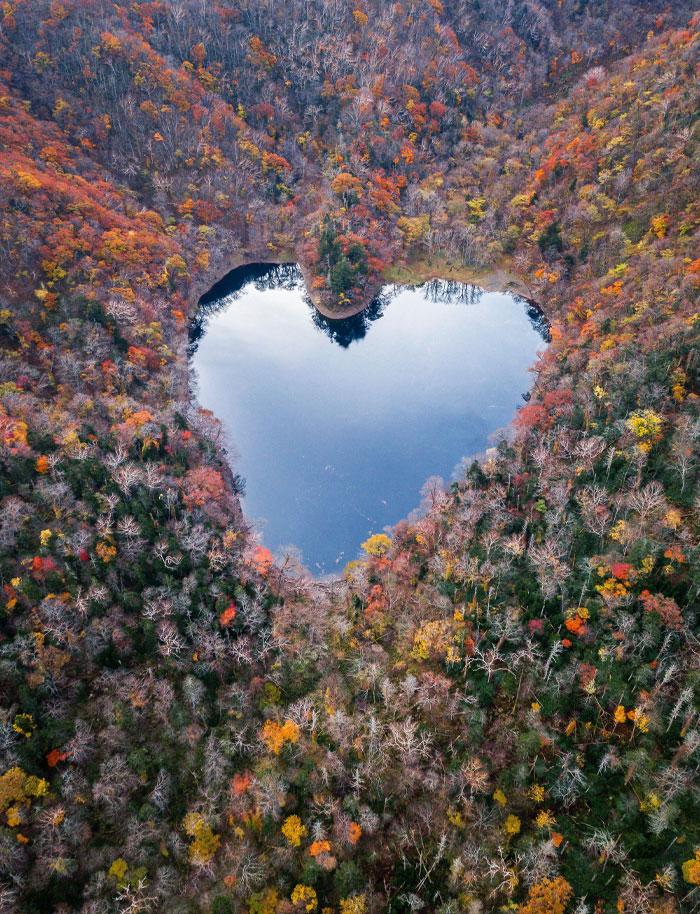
[281,814,307,847]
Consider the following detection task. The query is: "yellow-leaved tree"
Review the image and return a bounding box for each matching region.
[361,533,392,556]
[517,877,572,914]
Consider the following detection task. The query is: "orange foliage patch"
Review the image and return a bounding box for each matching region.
[46,749,68,767]
[219,601,237,627]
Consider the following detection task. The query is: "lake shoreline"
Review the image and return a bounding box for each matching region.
[192,265,547,570]
[190,253,540,322]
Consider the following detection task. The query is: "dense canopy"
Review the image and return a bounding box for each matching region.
[1,2,700,913]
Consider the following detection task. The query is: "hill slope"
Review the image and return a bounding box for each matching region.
[1,3,700,913]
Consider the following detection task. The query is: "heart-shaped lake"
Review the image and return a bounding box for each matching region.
[191,263,548,574]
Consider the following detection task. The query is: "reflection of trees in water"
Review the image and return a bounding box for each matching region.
[312,281,485,348]
[190,262,550,352]
[190,260,390,351]
[201,262,302,305]
[309,290,391,348]
[419,281,550,342]
[190,263,303,351]
[518,297,551,342]
[420,279,484,305]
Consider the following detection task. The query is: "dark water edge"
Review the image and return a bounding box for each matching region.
[192,262,550,350]
[191,263,302,348]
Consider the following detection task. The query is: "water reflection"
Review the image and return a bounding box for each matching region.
[193,263,549,351]
[310,292,389,348]
[191,263,548,574]
[191,263,303,349]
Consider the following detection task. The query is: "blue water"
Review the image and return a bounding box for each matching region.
[191,264,547,574]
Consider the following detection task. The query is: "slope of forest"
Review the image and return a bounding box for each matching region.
[1,2,700,913]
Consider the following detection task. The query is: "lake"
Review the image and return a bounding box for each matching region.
[191,263,548,575]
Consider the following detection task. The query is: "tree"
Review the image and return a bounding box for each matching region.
[517,877,572,914]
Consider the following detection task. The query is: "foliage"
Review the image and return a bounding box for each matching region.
[0,2,699,913]
[282,815,307,847]
[518,877,573,914]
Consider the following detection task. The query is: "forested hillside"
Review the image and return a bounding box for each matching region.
[1,2,700,913]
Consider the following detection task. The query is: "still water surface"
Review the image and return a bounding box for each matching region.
[192,264,547,574]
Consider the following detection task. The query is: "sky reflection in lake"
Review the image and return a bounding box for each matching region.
[192,265,547,574]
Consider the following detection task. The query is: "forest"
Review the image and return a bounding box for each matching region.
[1,0,700,912]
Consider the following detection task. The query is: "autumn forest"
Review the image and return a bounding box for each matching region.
[2,1,700,913]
